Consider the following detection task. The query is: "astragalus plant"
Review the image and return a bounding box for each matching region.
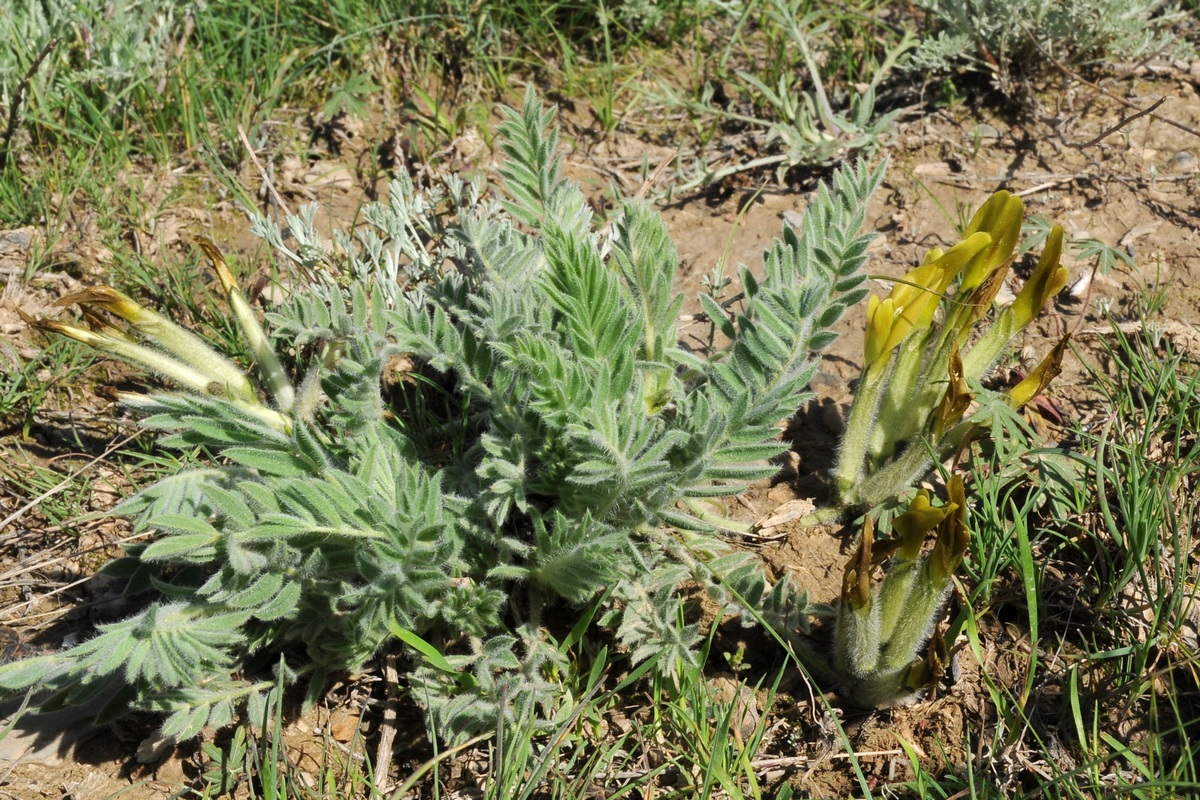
[3,91,884,738]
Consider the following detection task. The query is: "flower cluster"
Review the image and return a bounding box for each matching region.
[836,190,1069,511]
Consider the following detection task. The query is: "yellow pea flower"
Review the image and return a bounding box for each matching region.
[864,263,944,369]
[960,191,1024,291]
[892,489,957,560]
[1011,225,1069,328]
[927,231,993,296]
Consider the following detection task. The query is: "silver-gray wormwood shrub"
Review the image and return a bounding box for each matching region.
[911,0,1194,89]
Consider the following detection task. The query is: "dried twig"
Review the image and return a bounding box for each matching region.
[0,39,58,171]
[1059,96,1168,149]
[935,171,1196,186]
[1013,178,1074,198]
[0,429,142,535]
[1046,55,1200,141]
[372,650,401,792]
[0,529,152,587]
[635,152,677,199]
[237,124,292,217]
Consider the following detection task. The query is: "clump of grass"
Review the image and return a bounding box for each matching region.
[914,314,1200,795]
[656,0,915,192]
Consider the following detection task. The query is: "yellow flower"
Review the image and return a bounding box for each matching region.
[1011,225,1069,328]
[960,191,1024,291]
[955,253,1012,333]
[864,263,944,369]
[926,231,993,296]
[892,489,957,560]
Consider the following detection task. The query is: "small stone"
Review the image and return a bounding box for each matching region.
[61,773,111,799]
[710,674,761,741]
[0,691,115,766]
[328,709,362,743]
[136,733,176,764]
[913,161,952,177]
[0,227,37,255]
[1169,150,1197,173]
[973,123,1001,140]
[766,483,794,504]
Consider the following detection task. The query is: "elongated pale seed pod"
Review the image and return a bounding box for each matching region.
[54,285,256,404]
[32,318,221,397]
[195,237,295,413]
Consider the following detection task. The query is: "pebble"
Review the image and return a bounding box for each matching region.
[1169,150,1197,173]
[973,123,1001,141]
[766,483,794,504]
[136,733,176,764]
[328,709,362,742]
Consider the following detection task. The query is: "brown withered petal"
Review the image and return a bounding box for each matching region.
[842,515,876,611]
[194,236,239,293]
[80,309,134,342]
[1007,334,1071,410]
[958,254,1014,332]
[20,313,92,342]
[54,285,145,319]
[934,343,975,436]
[871,537,902,568]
